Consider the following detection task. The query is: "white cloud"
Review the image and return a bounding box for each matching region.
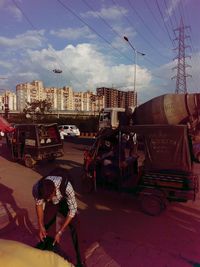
[7,4,22,21]
[164,0,181,22]
[3,43,152,95]
[0,0,23,21]
[0,30,46,49]
[83,6,128,20]
[0,60,13,69]
[50,26,95,40]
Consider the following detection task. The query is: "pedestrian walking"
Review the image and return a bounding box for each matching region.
[32,167,85,267]
[59,127,68,144]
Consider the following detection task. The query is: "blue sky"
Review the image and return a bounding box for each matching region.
[0,0,199,103]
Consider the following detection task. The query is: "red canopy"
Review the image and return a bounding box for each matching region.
[0,116,15,133]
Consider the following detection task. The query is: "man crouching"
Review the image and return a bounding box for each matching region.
[32,167,86,267]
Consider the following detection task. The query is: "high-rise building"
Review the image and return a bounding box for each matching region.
[0,90,16,111]
[96,87,137,108]
[16,80,45,111]
[15,80,105,113]
[45,86,74,110]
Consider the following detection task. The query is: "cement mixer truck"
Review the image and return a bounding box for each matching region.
[132,93,200,130]
[99,93,200,131]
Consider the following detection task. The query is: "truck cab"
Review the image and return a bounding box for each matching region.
[99,108,125,130]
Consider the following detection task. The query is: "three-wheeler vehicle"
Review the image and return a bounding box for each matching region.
[83,124,199,215]
[6,123,63,168]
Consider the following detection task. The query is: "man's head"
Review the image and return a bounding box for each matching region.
[38,179,56,201]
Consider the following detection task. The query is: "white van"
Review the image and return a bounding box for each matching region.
[59,125,80,136]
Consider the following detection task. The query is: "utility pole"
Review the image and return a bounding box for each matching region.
[124,36,145,92]
[172,17,192,94]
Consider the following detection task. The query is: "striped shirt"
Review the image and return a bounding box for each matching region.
[34,176,77,218]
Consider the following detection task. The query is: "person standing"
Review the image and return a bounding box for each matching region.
[32,167,85,267]
[59,127,68,145]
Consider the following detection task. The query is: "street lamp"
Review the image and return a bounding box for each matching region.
[53,69,62,118]
[124,36,145,92]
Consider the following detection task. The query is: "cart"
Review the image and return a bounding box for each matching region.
[6,123,63,168]
[83,125,199,215]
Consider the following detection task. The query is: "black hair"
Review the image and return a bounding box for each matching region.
[38,167,72,200]
[38,179,55,200]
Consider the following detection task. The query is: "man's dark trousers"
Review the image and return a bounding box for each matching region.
[44,199,83,265]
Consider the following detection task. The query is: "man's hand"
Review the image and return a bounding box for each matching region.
[53,231,62,245]
[39,225,47,241]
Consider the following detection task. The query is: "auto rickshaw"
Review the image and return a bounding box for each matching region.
[83,125,199,215]
[6,123,63,168]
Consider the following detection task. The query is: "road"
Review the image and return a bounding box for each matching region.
[0,137,200,267]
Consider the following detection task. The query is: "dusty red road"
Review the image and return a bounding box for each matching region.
[0,138,200,267]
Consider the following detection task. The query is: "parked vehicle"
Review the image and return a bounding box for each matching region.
[59,125,80,137]
[98,108,125,130]
[6,123,63,168]
[83,125,199,216]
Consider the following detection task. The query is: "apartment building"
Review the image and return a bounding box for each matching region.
[96,87,137,108]
[16,80,45,111]
[15,80,104,113]
[0,90,17,111]
[16,81,137,113]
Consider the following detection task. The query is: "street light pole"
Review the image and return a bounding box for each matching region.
[53,69,62,118]
[124,36,145,92]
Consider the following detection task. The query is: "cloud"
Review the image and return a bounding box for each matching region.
[0,0,23,21]
[83,6,128,20]
[0,30,46,49]
[50,26,95,40]
[3,43,152,97]
[164,0,181,21]
[0,60,13,69]
[7,4,22,21]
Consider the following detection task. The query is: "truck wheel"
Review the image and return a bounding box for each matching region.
[24,155,34,168]
[139,194,164,216]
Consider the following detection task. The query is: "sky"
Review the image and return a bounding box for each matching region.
[0,0,199,104]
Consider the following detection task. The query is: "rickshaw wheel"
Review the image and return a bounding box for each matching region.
[24,155,34,168]
[139,194,165,216]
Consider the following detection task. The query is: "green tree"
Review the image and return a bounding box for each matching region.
[23,100,52,121]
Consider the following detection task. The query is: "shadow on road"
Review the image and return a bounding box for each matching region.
[0,182,38,246]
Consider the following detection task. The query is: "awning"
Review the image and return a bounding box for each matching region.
[0,116,15,132]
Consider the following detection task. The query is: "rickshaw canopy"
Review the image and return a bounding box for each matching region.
[122,124,192,172]
[0,116,15,133]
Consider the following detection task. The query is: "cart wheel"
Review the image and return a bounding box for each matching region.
[24,155,34,168]
[139,194,165,216]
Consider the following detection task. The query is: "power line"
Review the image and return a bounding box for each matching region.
[163,0,176,36]
[82,0,167,69]
[143,0,166,35]
[56,0,134,64]
[81,0,122,40]
[111,0,170,61]
[127,0,170,51]
[155,0,175,48]
[11,0,83,86]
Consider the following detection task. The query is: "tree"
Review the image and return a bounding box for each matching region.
[23,100,52,121]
